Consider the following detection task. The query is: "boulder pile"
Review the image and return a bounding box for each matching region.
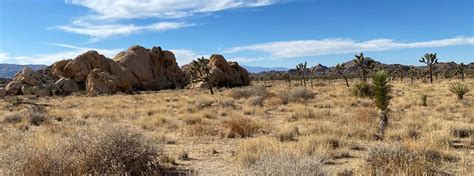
[0,45,250,97]
[183,54,250,89]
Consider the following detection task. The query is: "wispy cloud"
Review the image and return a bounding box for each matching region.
[59,0,277,40]
[67,0,276,19]
[57,21,193,41]
[1,43,123,65]
[225,36,474,58]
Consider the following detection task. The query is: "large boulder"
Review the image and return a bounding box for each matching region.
[207,54,250,87]
[0,88,6,98]
[5,81,23,95]
[114,45,187,90]
[62,51,111,82]
[85,69,118,96]
[55,77,79,94]
[32,86,50,97]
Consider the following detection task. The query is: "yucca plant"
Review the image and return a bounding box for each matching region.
[408,67,417,84]
[279,72,292,88]
[372,70,391,137]
[449,82,470,100]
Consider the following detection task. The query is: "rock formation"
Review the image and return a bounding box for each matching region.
[184,54,250,89]
[0,45,251,97]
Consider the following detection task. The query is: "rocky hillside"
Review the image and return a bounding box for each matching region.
[251,60,474,80]
[0,64,46,78]
[0,45,250,97]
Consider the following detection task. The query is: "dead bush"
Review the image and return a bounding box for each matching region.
[223,116,262,138]
[279,87,314,104]
[365,142,431,175]
[0,124,165,175]
[229,86,268,99]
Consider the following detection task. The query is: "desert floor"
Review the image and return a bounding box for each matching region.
[0,79,472,175]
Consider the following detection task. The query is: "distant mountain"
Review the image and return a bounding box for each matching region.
[242,65,289,73]
[251,60,474,80]
[0,64,46,78]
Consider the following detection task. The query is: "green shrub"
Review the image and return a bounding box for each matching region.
[352,82,374,97]
[421,95,428,106]
[448,82,470,100]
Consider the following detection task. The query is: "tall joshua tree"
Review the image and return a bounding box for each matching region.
[310,66,317,89]
[419,53,438,83]
[456,62,467,81]
[408,67,417,84]
[296,62,308,87]
[190,57,213,95]
[335,63,350,87]
[372,70,391,138]
[354,53,375,82]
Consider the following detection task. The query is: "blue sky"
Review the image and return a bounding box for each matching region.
[0,0,473,67]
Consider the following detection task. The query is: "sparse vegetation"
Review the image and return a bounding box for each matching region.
[0,77,472,175]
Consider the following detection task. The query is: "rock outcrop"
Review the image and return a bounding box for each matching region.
[1,45,251,96]
[114,46,187,90]
[208,54,250,87]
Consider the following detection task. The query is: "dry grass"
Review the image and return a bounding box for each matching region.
[0,79,472,175]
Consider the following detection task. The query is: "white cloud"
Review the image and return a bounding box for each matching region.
[57,21,193,41]
[67,0,276,19]
[225,36,474,58]
[2,43,123,65]
[170,49,212,66]
[0,53,9,62]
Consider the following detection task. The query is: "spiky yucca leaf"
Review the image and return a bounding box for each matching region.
[372,70,391,111]
[449,82,470,100]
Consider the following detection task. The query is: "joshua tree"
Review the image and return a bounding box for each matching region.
[296,62,308,87]
[456,62,467,81]
[354,53,375,82]
[372,70,391,138]
[419,53,438,83]
[408,67,417,84]
[190,57,213,95]
[397,66,404,83]
[310,66,317,89]
[279,72,292,88]
[335,63,350,87]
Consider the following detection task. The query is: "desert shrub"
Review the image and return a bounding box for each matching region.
[448,82,470,100]
[229,86,268,99]
[352,82,374,97]
[246,96,265,106]
[275,126,299,142]
[450,126,472,138]
[365,142,431,175]
[194,98,214,109]
[224,116,262,138]
[0,124,164,175]
[421,95,428,106]
[218,99,235,108]
[279,87,314,104]
[3,110,49,126]
[240,151,326,176]
[288,109,316,121]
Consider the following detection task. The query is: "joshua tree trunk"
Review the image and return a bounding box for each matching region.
[429,65,433,83]
[461,73,464,81]
[302,74,306,87]
[379,110,388,138]
[310,77,313,89]
[343,76,349,87]
[209,84,214,95]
